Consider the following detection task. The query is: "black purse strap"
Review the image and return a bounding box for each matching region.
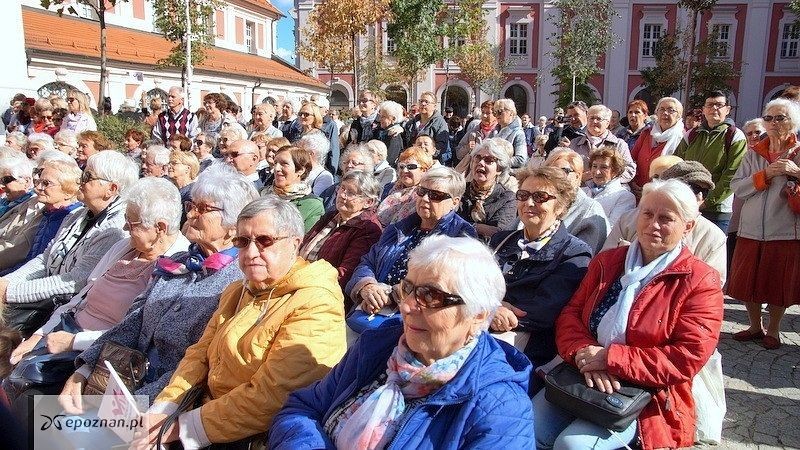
[156,384,206,448]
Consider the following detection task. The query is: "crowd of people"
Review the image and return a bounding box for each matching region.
[0,82,797,450]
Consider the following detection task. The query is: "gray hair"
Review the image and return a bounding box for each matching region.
[200,133,217,151]
[407,235,505,329]
[27,133,55,152]
[190,164,259,228]
[420,166,466,199]
[469,138,511,177]
[6,131,27,148]
[123,177,182,234]
[340,144,376,173]
[36,149,75,165]
[495,98,517,116]
[340,170,382,205]
[641,178,700,222]
[378,100,404,123]
[168,86,184,97]
[54,130,78,148]
[763,98,800,134]
[656,97,684,118]
[85,151,140,194]
[743,118,765,133]
[364,139,388,163]
[297,132,330,166]
[544,147,584,174]
[146,145,171,165]
[0,151,34,179]
[588,104,612,121]
[237,195,305,239]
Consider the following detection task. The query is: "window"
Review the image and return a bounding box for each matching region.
[386,34,396,55]
[509,23,528,56]
[781,23,800,59]
[245,21,255,53]
[712,23,732,58]
[641,23,663,57]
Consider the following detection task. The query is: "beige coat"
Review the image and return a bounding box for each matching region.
[0,196,42,272]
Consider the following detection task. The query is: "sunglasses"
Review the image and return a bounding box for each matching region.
[225,151,254,159]
[0,175,17,185]
[415,186,452,202]
[67,97,77,102]
[184,201,223,215]
[762,115,788,123]
[298,111,312,118]
[400,279,465,309]
[195,140,205,145]
[232,234,288,250]
[34,178,56,188]
[80,172,111,184]
[473,154,498,165]
[515,190,557,204]
[397,163,419,171]
[558,167,575,175]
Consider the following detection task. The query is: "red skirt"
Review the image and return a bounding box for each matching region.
[728,237,800,307]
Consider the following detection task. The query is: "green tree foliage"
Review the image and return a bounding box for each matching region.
[40,0,130,115]
[388,0,449,84]
[687,30,741,108]
[96,114,150,150]
[790,1,800,26]
[640,32,687,100]
[151,0,219,73]
[676,0,720,106]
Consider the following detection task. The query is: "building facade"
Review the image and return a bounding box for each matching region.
[0,0,325,115]
[294,0,800,123]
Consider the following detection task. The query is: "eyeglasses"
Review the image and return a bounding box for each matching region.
[473,154,498,165]
[418,99,431,105]
[656,107,679,115]
[195,139,205,145]
[397,163,420,172]
[124,218,143,230]
[67,97,77,102]
[298,111,312,118]
[225,151,254,159]
[0,175,17,185]
[232,234,288,250]
[32,167,43,178]
[399,279,465,309]
[34,178,57,188]
[80,172,111,184]
[557,166,575,175]
[415,186,452,202]
[587,116,608,122]
[745,130,763,137]
[358,98,374,104]
[704,102,728,110]
[184,201,223,215]
[337,186,364,200]
[493,109,507,115]
[515,190,557,204]
[762,115,788,123]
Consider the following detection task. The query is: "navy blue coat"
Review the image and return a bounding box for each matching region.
[268,319,534,450]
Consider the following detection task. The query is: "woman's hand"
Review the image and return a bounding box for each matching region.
[490,302,527,332]
[387,124,404,137]
[765,159,798,179]
[575,345,608,373]
[130,413,178,449]
[583,370,621,393]
[59,373,87,414]
[45,331,75,354]
[10,334,42,364]
[359,283,392,314]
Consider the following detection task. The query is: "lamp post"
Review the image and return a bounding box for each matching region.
[185,0,193,108]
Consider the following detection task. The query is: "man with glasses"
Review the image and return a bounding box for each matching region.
[675,90,747,232]
[223,140,263,191]
[568,104,636,183]
[346,90,379,147]
[152,86,198,144]
[545,100,588,154]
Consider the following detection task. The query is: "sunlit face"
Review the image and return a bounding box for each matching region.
[124,205,162,256]
[77,138,97,163]
[125,136,141,152]
[636,191,693,260]
[26,143,44,160]
[55,139,77,157]
[335,179,374,218]
[358,94,376,116]
[586,110,610,137]
[142,154,166,177]
[273,150,304,188]
[610,110,621,128]
[655,100,681,131]
[398,158,425,188]
[471,148,499,186]
[415,136,435,157]
[168,139,182,151]
[517,176,564,237]
[415,179,458,224]
[590,156,616,186]
[379,111,395,128]
[67,96,80,113]
[566,107,587,128]
[281,103,293,119]
[342,153,370,175]
[418,95,436,116]
[236,213,301,287]
[702,96,730,127]
[763,105,793,139]
[0,168,31,199]
[521,114,531,126]
[78,169,113,212]
[298,106,315,128]
[481,106,496,126]
[203,100,220,114]
[494,105,515,127]
[167,158,192,181]
[545,155,581,189]
[183,196,228,248]
[253,108,275,128]
[265,145,279,166]
[744,124,765,148]
[627,106,647,130]
[167,88,183,109]
[34,167,72,207]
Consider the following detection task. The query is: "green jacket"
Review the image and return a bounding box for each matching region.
[675,119,747,213]
[291,194,325,231]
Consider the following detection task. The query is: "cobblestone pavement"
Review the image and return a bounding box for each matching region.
[708,298,800,449]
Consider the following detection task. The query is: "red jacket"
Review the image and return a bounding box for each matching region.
[556,246,723,450]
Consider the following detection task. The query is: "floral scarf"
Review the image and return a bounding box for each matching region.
[272,182,312,201]
[376,184,417,227]
[153,243,238,277]
[335,335,478,450]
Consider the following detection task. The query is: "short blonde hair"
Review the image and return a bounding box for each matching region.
[170,149,200,179]
[299,102,324,129]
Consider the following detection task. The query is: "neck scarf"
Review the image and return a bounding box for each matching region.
[649,120,685,155]
[336,335,478,450]
[479,121,496,136]
[273,182,311,201]
[469,181,494,222]
[517,220,560,256]
[595,240,682,347]
[153,243,237,278]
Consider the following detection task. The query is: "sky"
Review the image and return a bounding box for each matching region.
[272,0,296,64]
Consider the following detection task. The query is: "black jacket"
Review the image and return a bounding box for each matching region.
[457,183,518,232]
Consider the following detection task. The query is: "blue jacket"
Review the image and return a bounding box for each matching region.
[268,319,535,450]
[345,211,476,299]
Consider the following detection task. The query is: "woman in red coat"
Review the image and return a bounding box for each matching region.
[534,178,724,450]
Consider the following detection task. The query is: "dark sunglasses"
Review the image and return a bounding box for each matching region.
[195,139,205,145]
[232,234,288,250]
[762,115,788,123]
[225,151,253,159]
[415,186,452,202]
[80,172,111,184]
[473,154,498,165]
[32,167,43,178]
[516,190,557,204]
[298,111,312,118]
[558,167,575,175]
[0,175,17,185]
[400,279,465,309]
[184,201,223,215]
[397,163,419,171]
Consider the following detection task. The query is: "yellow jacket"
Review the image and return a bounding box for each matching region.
[154,257,347,444]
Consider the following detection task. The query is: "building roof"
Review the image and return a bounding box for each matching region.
[22,7,324,90]
[233,0,284,19]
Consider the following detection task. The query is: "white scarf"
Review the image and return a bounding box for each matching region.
[649,120,685,156]
[596,241,682,347]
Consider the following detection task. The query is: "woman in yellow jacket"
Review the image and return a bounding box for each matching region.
[141,196,347,448]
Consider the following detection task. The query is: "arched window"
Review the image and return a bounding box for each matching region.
[385,85,408,109]
[147,88,168,105]
[504,85,528,116]
[37,82,79,100]
[330,89,349,110]
[440,86,469,118]
[634,88,656,114]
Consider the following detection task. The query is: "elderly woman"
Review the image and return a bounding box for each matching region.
[271,235,535,449]
[347,167,476,320]
[456,139,517,239]
[265,145,324,231]
[249,102,282,138]
[404,91,451,165]
[25,133,56,160]
[0,153,38,268]
[374,100,406,165]
[582,147,636,227]
[569,104,636,183]
[7,178,189,405]
[490,167,591,389]
[53,130,78,159]
[297,102,325,141]
[319,144,376,211]
[616,99,650,149]
[167,149,199,203]
[377,147,435,226]
[727,118,767,259]
[301,171,383,303]
[491,98,527,168]
[6,131,27,152]
[128,196,346,447]
[199,93,227,138]
[31,99,58,136]
[542,148,610,255]
[297,132,334,196]
[535,179,724,450]
[729,99,800,350]
[630,97,685,195]
[0,151,138,336]
[192,132,217,172]
[0,157,82,275]
[456,100,497,164]
[76,131,113,167]
[142,144,170,178]
[0,152,35,219]
[365,139,397,187]
[60,90,97,133]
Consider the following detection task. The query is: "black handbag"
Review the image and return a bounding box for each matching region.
[3,293,73,338]
[544,362,652,432]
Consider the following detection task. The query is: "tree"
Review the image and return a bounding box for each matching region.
[791,1,800,26]
[41,0,130,116]
[677,0,719,107]
[686,30,741,108]
[547,0,620,107]
[640,32,688,101]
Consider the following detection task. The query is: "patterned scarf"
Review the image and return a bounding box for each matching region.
[468,181,494,223]
[517,220,560,255]
[153,243,237,278]
[335,335,478,450]
[272,182,312,201]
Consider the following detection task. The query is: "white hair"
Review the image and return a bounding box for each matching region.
[407,235,505,329]
[470,138,511,175]
[168,86,184,97]
[0,151,34,179]
[588,104,612,121]
[190,163,259,228]
[85,151,140,194]
[743,118,765,132]
[146,145,171,165]
[378,100,404,123]
[364,139,388,163]
[123,177,183,234]
[340,170,382,205]
[420,166,466,199]
[27,133,55,152]
[641,178,700,222]
[6,131,27,148]
[36,149,75,165]
[297,132,330,166]
[54,130,78,148]
[495,98,517,116]
[656,97,684,118]
[238,195,305,239]
[763,98,800,134]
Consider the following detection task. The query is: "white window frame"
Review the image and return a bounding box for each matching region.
[706,9,737,62]
[780,22,800,60]
[504,7,533,71]
[641,23,664,58]
[509,23,529,56]
[776,14,800,71]
[380,22,396,57]
[710,23,732,59]
[245,20,255,53]
[636,8,668,70]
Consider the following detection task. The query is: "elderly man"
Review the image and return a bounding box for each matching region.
[568,104,637,183]
[224,139,263,191]
[274,98,301,142]
[675,90,747,232]
[142,145,170,178]
[545,100,588,153]
[346,90,379,146]
[151,87,198,143]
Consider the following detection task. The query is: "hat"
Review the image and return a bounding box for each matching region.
[660,160,715,191]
